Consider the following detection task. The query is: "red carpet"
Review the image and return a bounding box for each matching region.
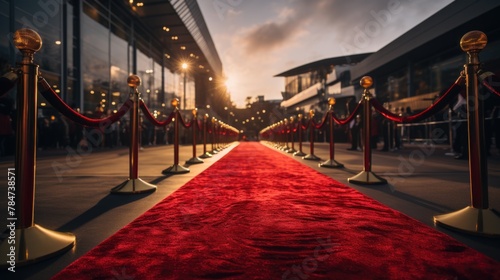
[53,142,499,279]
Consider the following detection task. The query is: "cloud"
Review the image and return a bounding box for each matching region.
[237,0,386,55]
[202,0,454,106]
[240,20,304,54]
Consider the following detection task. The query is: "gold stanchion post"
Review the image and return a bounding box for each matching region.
[0,28,75,267]
[348,76,387,185]
[320,98,344,168]
[278,120,286,151]
[218,121,226,150]
[186,108,204,164]
[162,98,190,174]
[111,75,157,194]
[210,117,219,154]
[199,114,212,158]
[434,31,500,236]
[303,110,320,160]
[287,116,297,154]
[293,114,306,156]
[275,122,283,149]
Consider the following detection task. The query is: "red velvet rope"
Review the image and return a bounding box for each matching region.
[312,112,329,129]
[479,71,500,98]
[302,119,310,130]
[139,100,174,127]
[39,77,132,127]
[179,114,193,129]
[371,77,463,123]
[332,99,363,125]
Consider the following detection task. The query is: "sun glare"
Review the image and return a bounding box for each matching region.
[224,75,238,93]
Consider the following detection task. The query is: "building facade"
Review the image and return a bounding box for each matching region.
[276,54,371,117]
[0,0,226,118]
[350,0,500,114]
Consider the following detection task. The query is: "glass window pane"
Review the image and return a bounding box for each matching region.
[110,33,129,110]
[0,0,10,73]
[81,13,109,115]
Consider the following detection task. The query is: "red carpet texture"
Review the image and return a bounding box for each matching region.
[53,142,500,280]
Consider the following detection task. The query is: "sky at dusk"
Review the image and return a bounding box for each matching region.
[197,0,454,108]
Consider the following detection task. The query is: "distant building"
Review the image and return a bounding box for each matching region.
[233,96,280,140]
[0,0,227,117]
[350,0,500,113]
[275,53,371,117]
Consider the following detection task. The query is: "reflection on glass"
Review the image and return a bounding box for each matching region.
[0,1,10,72]
[111,32,129,110]
[81,12,109,115]
[15,2,62,74]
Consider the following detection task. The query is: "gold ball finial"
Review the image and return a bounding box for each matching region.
[460,31,487,52]
[290,116,294,122]
[192,108,198,116]
[360,76,373,89]
[328,97,336,106]
[298,113,303,120]
[309,110,315,117]
[13,28,42,52]
[171,98,179,108]
[127,75,141,88]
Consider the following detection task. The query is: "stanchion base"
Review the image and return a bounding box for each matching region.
[162,164,190,175]
[199,152,212,158]
[348,170,387,185]
[319,159,344,168]
[287,149,297,154]
[186,157,204,164]
[210,150,219,154]
[111,178,157,194]
[303,154,320,161]
[434,206,500,237]
[293,151,306,157]
[0,224,75,267]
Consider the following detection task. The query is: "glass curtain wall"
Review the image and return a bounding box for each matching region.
[165,69,176,104]
[1,0,194,131]
[0,0,10,73]
[81,0,109,116]
[186,76,195,109]
[110,13,130,113]
[15,1,63,105]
